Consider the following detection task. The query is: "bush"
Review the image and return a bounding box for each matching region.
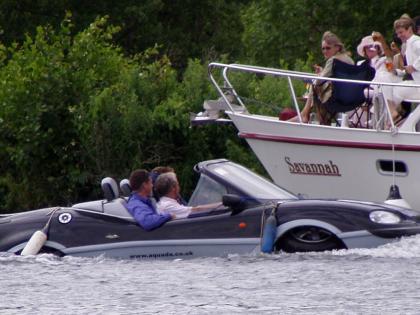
[0,13,314,212]
[0,15,182,211]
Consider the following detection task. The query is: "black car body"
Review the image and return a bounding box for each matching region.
[1,159,420,259]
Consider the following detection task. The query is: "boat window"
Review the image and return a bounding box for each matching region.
[208,162,297,200]
[376,160,408,176]
[188,174,227,207]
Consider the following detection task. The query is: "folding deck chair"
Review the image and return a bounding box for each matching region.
[314,58,376,126]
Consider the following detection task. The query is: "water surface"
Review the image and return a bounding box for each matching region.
[2,235,420,314]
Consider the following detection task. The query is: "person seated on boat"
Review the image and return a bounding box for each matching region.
[150,165,187,205]
[151,166,174,185]
[126,169,174,231]
[279,107,298,121]
[388,14,420,124]
[150,165,174,201]
[353,34,402,127]
[357,35,385,68]
[390,33,405,74]
[154,172,222,219]
[289,31,354,124]
[353,35,386,127]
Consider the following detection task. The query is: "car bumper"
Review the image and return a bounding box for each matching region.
[339,225,420,249]
[369,224,420,238]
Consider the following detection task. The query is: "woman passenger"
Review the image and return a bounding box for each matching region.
[355,35,400,127]
[290,31,354,124]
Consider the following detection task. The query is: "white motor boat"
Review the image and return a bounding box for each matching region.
[192,63,420,209]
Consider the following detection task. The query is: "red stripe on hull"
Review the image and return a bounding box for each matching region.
[238,132,420,151]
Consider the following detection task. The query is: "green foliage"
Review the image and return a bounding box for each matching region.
[1,2,420,212]
[0,15,252,212]
[241,0,420,67]
[0,15,178,210]
[225,139,267,177]
[0,1,246,71]
[0,16,77,209]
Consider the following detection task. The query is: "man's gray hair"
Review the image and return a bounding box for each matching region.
[154,172,177,198]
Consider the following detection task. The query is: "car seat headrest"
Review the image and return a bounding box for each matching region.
[119,179,132,197]
[101,177,119,201]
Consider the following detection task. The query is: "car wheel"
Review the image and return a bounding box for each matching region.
[277,226,346,253]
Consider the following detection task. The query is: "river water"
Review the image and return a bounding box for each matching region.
[2,235,420,315]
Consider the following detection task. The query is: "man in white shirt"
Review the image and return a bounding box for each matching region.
[155,172,222,219]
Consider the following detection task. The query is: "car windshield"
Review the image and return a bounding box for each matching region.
[209,162,297,200]
[188,160,297,206]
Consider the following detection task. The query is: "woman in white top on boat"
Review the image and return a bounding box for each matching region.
[356,35,386,70]
[356,34,400,94]
[354,34,400,126]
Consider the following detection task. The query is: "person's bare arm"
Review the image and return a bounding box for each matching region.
[191,202,223,212]
[372,31,393,59]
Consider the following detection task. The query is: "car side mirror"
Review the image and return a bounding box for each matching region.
[222,194,246,215]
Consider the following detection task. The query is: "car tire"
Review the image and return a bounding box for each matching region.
[277,226,346,253]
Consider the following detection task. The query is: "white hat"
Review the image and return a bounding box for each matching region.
[357,35,383,57]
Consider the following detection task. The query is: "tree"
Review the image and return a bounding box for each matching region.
[0,1,247,71]
[241,0,420,67]
[0,15,254,212]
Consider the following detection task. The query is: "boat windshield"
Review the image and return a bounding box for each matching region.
[209,162,297,200]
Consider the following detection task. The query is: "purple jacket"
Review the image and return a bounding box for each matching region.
[127,193,171,231]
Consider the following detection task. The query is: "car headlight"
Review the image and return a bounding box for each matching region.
[369,210,401,224]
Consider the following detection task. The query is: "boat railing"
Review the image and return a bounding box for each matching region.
[207,62,420,131]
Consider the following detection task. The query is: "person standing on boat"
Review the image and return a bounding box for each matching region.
[391,15,420,116]
[389,33,406,75]
[370,30,413,125]
[154,172,221,219]
[290,31,354,124]
[126,169,174,231]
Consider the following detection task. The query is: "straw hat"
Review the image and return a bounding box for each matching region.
[357,35,383,57]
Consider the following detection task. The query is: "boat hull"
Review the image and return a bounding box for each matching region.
[228,112,420,209]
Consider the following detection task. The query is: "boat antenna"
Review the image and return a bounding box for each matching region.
[392,140,396,186]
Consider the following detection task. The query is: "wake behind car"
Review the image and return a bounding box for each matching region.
[1,159,420,259]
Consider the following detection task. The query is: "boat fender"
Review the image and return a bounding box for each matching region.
[21,207,59,256]
[384,184,412,209]
[261,208,277,254]
[20,225,48,256]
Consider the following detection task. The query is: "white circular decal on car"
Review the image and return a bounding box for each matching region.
[58,213,72,224]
